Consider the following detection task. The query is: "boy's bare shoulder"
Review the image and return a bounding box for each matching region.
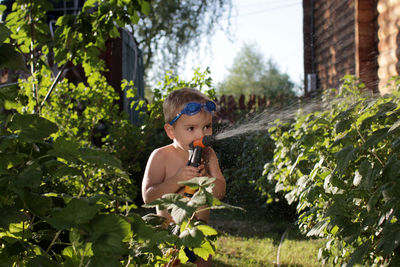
[150,144,176,159]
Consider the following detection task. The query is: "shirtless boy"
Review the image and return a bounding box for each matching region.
[142,88,226,266]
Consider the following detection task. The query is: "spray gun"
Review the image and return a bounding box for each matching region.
[184,135,216,198]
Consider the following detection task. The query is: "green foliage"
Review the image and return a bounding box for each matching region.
[217,42,296,99]
[143,176,243,265]
[1,1,231,265]
[263,75,400,266]
[0,83,231,265]
[0,111,229,265]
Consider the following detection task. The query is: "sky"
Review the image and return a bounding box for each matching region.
[182,0,304,90]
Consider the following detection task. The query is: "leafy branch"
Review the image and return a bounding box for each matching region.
[143,176,244,264]
[264,75,400,266]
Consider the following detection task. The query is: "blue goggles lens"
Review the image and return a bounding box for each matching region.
[169,101,216,125]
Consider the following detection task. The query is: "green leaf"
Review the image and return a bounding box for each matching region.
[26,255,60,267]
[335,118,352,133]
[130,11,140,24]
[141,213,165,226]
[307,220,329,237]
[388,119,400,133]
[140,1,151,15]
[0,23,11,44]
[47,198,100,229]
[178,247,189,264]
[79,148,122,169]
[88,256,119,267]
[62,245,91,267]
[13,161,42,189]
[151,230,177,247]
[143,193,186,210]
[24,192,53,217]
[0,207,28,229]
[193,247,211,261]
[0,5,6,15]
[331,135,354,148]
[335,146,358,176]
[88,214,131,257]
[52,166,82,179]
[362,128,389,149]
[357,160,376,189]
[382,156,400,181]
[143,194,197,224]
[25,256,56,267]
[381,224,400,256]
[170,203,196,225]
[367,191,380,212]
[0,43,27,71]
[9,114,58,142]
[210,198,245,212]
[83,0,97,10]
[196,224,218,236]
[130,213,156,242]
[179,227,204,248]
[179,176,216,190]
[0,135,18,153]
[48,137,80,163]
[188,191,207,208]
[194,240,215,260]
[347,242,369,267]
[388,253,400,267]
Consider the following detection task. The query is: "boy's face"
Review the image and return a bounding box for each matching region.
[165,111,213,151]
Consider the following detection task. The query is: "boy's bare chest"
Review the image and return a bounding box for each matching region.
[164,152,188,178]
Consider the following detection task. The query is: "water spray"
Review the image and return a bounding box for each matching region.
[213,97,332,141]
[182,95,347,197]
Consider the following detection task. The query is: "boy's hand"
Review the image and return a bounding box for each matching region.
[198,163,209,177]
[174,165,203,184]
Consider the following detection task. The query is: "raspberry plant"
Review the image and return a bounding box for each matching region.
[263,75,400,266]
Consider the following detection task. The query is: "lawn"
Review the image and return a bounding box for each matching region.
[209,207,327,266]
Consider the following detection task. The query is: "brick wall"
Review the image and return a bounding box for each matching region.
[313,0,356,91]
[303,0,382,94]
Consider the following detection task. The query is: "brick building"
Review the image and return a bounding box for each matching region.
[303,0,400,95]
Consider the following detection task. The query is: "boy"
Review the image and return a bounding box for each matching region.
[142,88,226,266]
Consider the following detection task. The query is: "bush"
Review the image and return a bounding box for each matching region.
[263,75,400,266]
[0,70,234,266]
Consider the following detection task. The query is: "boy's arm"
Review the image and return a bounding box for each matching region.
[204,148,226,200]
[142,149,178,204]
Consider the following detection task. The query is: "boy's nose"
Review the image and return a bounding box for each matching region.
[194,130,205,141]
[194,133,204,141]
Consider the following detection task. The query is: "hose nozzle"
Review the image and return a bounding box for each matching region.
[191,135,215,148]
[184,135,215,198]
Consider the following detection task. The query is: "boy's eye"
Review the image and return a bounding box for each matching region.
[204,124,212,130]
[187,127,194,131]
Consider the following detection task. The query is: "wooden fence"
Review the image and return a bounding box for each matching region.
[214,93,296,124]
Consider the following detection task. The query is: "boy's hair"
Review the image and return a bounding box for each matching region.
[163,88,212,124]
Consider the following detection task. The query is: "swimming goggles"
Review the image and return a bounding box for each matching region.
[169,101,216,125]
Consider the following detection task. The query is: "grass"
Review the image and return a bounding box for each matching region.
[208,205,328,267]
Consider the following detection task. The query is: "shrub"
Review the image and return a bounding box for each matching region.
[263,75,400,266]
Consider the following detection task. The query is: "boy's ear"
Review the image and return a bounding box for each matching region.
[164,124,175,140]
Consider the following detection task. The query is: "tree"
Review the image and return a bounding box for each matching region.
[134,0,232,79]
[217,42,295,98]
[0,2,236,265]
